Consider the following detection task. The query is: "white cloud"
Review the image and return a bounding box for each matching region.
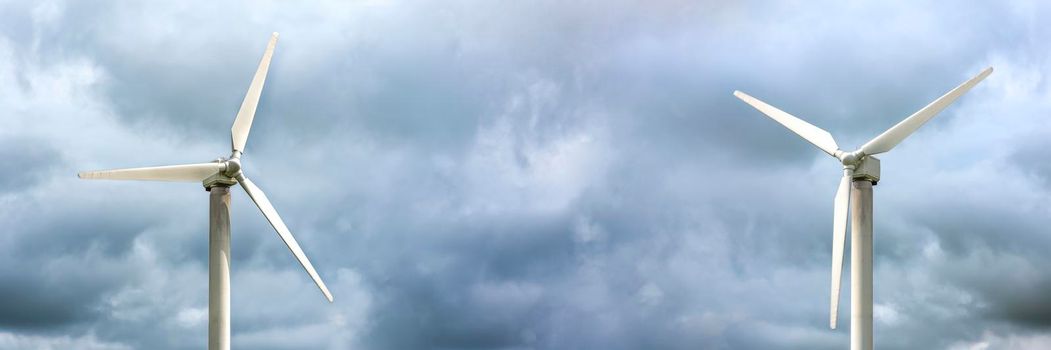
[461,76,613,215]
[0,332,130,350]
[950,332,1051,350]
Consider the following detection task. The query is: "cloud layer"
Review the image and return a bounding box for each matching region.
[2,1,1051,349]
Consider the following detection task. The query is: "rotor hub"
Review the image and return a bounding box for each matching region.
[222,158,242,177]
[839,150,864,166]
[836,150,879,183]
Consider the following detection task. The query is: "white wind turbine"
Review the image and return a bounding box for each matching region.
[733,67,992,350]
[78,33,332,350]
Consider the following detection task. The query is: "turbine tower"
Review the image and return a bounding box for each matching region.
[79,33,332,350]
[733,67,992,350]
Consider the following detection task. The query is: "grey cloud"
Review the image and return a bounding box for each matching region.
[0,137,61,193]
[2,1,1051,349]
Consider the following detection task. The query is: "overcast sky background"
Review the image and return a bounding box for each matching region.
[1,1,1051,349]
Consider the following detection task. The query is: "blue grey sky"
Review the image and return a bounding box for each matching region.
[1,1,1050,349]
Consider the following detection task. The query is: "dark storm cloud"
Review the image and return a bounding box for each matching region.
[2,0,1051,349]
[0,274,97,330]
[0,138,125,330]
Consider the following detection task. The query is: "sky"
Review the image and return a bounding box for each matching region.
[1,0,1051,349]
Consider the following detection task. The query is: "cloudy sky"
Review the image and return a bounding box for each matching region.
[1,1,1051,349]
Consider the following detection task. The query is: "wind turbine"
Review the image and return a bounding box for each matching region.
[733,67,992,350]
[78,33,332,350]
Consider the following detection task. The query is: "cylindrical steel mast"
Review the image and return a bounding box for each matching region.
[850,180,874,350]
[208,185,232,350]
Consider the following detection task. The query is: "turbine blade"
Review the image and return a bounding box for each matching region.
[78,162,223,182]
[733,90,840,157]
[230,32,279,154]
[860,67,993,155]
[830,169,852,329]
[237,175,334,302]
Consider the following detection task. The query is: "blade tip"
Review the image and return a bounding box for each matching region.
[733,90,752,102]
[318,282,334,303]
[271,32,280,43]
[979,66,994,78]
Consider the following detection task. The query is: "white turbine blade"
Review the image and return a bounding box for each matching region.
[860,67,993,155]
[78,162,223,182]
[733,90,840,157]
[230,32,279,154]
[237,175,334,302]
[830,169,852,329]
